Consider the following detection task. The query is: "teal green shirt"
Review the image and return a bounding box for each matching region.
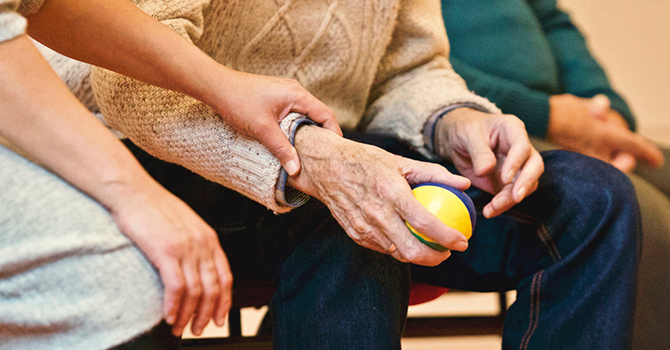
[441,0,635,137]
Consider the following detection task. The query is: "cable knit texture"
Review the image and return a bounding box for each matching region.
[90,0,499,213]
[32,41,127,138]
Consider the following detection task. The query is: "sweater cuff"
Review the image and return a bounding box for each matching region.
[500,90,551,138]
[422,103,490,155]
[606,93,636,131]
[274,114,316,209]
[0,11,26,43]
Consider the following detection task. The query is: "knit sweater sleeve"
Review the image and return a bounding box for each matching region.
[0,0,26,43]
[0,0,44,42]
[91,0,305,214]
[529,0,636,130]
[361,0,500,151]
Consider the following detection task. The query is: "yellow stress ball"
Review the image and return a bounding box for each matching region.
[406,183,476,251]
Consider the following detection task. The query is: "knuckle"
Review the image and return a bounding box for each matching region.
[349,217,370,235]
[345,228,365,245]
[284,77,301,86]
[202,228,219,245]
[407,213,430,232]
[188,284,203,298]
[162,240,186,259]
[402,246,422,262]
[325,106,335,118]
[191,233,207,247]
[167,279,186,296]
[511,116,527,130]
[220,274,233,292]
[208,284,221,297]
[361,205,382,224]
[394,254,410,263]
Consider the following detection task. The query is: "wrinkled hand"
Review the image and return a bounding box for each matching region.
[548,94,663,172]
[434,108,544,218]
[212,69,342,175]
[287,125,470,266]
[104,179,232,337]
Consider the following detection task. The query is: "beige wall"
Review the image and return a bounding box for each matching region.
[558,0,670,146]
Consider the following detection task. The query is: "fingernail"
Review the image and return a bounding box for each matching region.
[454,240,468,251]
[506,170,515,184]
[166,314,175,325]
[516,186,527,201]
[284,160,299,176]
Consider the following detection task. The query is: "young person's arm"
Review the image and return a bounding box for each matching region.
[26,0,340,176]
[0,35,230,337]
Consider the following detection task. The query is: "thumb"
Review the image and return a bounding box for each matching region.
[588,94,611,120]
[261,126,302,176]
[610,152,637,173]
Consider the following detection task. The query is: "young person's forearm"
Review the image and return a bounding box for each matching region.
[0,35,156,208]
[25,0,228,108]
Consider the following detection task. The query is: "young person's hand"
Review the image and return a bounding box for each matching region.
[210,69,341,176]
[0,36,231,338]
[434,108,544,218]
[101,178,232,338]
[27,0,341,177]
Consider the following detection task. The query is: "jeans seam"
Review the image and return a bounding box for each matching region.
[506,210,562,263]
[520,270,544,350]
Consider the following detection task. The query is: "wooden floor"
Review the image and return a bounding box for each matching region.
[183,291,513,350]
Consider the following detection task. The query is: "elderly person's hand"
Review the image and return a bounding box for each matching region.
[287,125,470,267]
[434,108,544,218]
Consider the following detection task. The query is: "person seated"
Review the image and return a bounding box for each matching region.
[0,0,338,348]
[46,0,641,348]
[440,0,670,347]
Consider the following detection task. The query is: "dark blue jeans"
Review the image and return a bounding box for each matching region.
[125,134,640,350]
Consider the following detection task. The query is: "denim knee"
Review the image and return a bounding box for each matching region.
[541,150,636,208]
[539,150,641,253]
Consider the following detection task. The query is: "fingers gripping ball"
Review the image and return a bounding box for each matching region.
[406,183,476,251]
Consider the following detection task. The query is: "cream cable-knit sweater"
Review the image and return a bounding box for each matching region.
[89,0,500,213]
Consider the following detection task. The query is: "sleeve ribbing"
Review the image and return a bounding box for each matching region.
[361,0,500,149]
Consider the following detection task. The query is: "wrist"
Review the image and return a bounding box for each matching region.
[423,103,489,155]
[187,62,235,110]
[546,94,574,142]
[286,124,346,199]
[93,160,163,214]
[286,124,321,195]
[275,116,318,208]
[434,107,482,159]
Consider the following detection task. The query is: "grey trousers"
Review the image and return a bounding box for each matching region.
[0,145,164,350]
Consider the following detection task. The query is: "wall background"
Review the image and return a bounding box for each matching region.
[558,0,670,146]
